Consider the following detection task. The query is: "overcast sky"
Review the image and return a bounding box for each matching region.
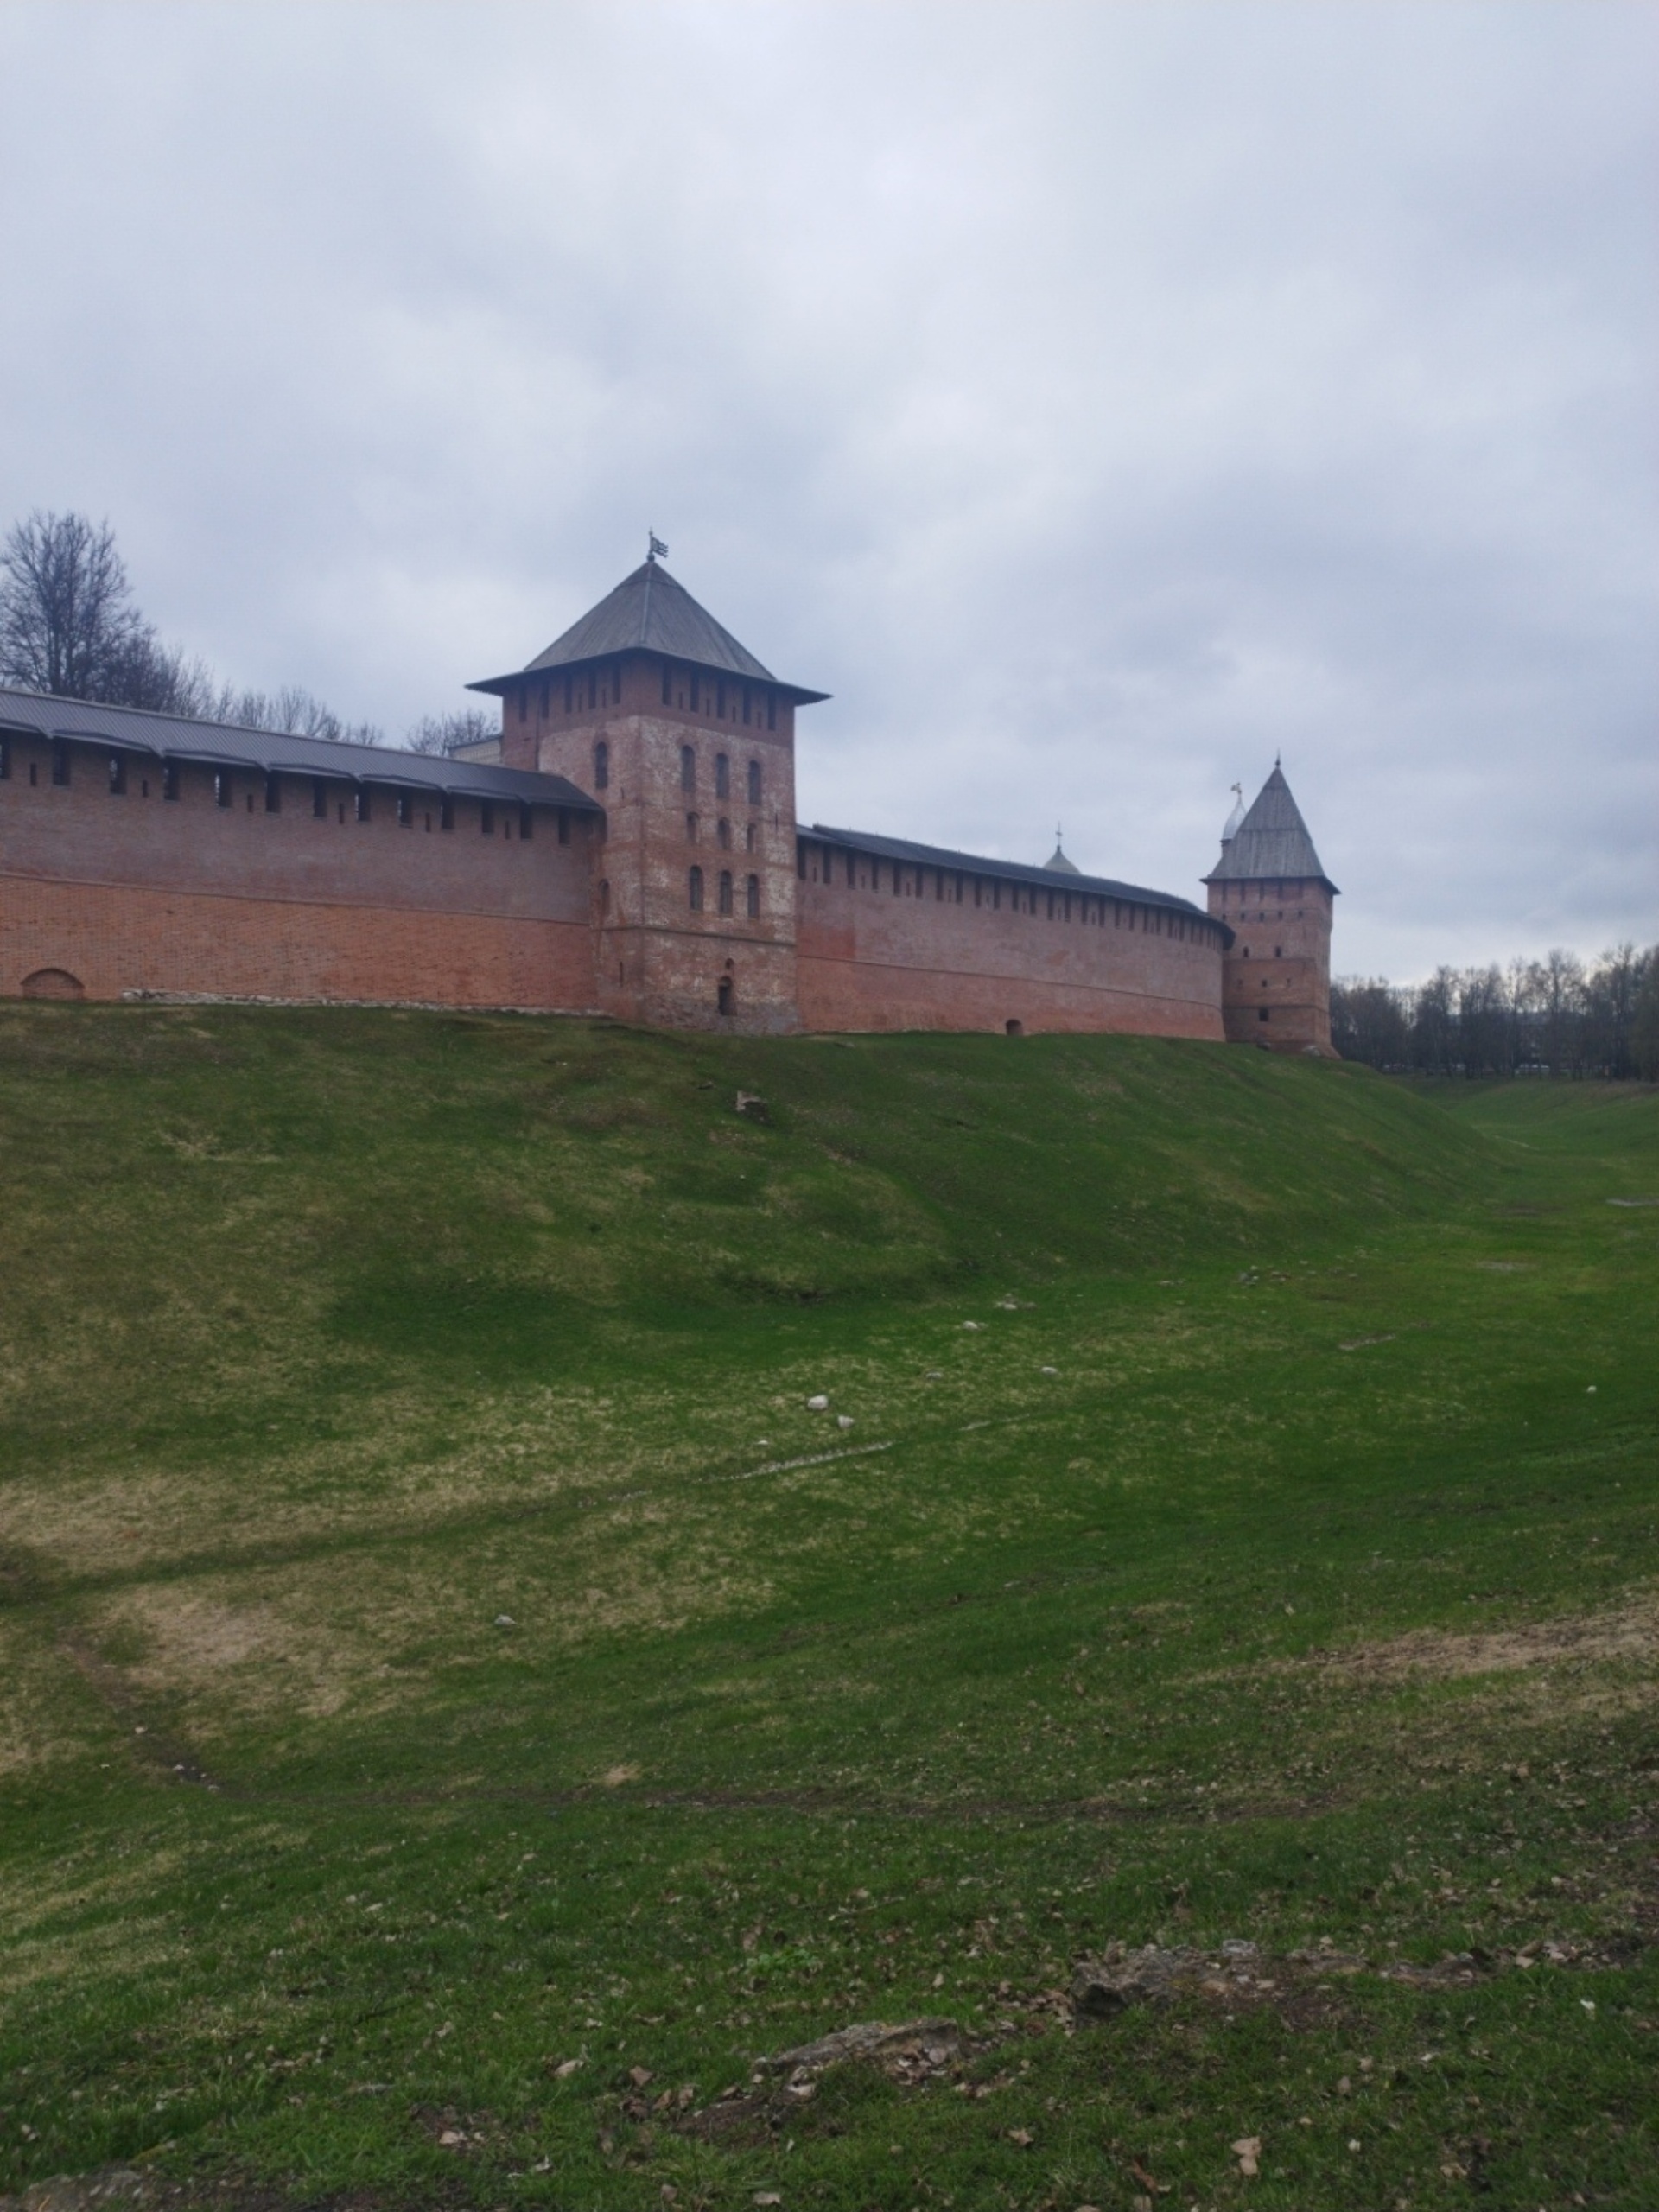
[1,3,1653,978]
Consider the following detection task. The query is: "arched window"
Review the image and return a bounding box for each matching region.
[717,976,734,1016]
[718,868,734,916]
[746,873,760,918]
[600,878,611,917]
[680,744,696,792]
[685,812,698,843]
[717,817,731,850]
[593,739,609,790]
[688,865,703,912]
[715,752,729,799]
[747,759,761,804]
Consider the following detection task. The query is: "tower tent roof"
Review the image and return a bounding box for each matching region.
[1204,765,1337,893]
[467,558,829,702]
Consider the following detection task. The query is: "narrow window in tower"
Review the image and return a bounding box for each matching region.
[108,753,126,795]
[1242,946,1249,957]
[480,801,493,835]
[686,812,698,842]
[1259,1007,1269,1022]
[717,817,731,850]
[557,808,569,845]
[796,842,805,879]
[397,791,411,827]
[718,869,733,916]
[690,672,701,713]
[747,758,761,804]
[689,865,704,912]
[265,773,282,815]
[766,690,777,731]
[600,878,611,917]
[441,797,454,832]
[681,744,696,792]
[519,804,533,840]
[746,873,760,918]
[715,753,729,799]
[356,788,372,823]
[214,769,232,808]
[51,741,69,786]
[594,739,609,790]
[716,677,727,719]
[747,822,758,855]
[661,659,673,705]
[309,777,325,817]
[1274,945,1282,958]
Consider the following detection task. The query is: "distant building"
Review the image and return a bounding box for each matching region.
[0,552,1334,1048]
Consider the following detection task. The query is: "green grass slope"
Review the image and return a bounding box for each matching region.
[0,1008,1655,2212]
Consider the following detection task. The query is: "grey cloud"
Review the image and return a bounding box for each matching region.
[0,0,1652,976]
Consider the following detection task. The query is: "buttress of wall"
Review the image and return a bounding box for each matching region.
[1205,877,1334,1053]
[0,734,600,1009]
[527,654,801,1033]
[795,842,1226,1039]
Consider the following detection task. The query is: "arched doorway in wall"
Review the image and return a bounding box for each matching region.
[717,961,735,1018]
[22,968,84,1000]
[1004,1017,1024,1036]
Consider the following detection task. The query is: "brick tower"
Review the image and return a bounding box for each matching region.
[1203,764,1338,1054]
[469,553,828,1031]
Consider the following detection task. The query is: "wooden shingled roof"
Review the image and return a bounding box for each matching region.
[1204,766,1336,893]
[469,557,829,703]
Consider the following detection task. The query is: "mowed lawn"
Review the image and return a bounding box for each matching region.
[0,1007,1655,2212]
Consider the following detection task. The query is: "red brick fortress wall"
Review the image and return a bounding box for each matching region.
[0,731,600,1010]
[1205,876,1335,1053]
[794,839,1226,1039]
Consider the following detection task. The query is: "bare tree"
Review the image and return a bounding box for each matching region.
[405,709,497,756]
[0,511,153,697]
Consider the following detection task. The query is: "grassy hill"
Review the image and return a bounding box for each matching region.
[1,1008,1655,2212]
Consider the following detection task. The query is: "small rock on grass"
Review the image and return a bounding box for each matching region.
[806,1394,830,1411]
[836,1414,855,1430]
[1230,2135,1262,2177]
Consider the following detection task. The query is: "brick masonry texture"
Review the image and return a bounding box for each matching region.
[1205,877,1336,1054]
[0,733,597,1009]
[794,838,1225,1039]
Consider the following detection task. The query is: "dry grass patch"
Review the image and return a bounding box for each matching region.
[1313,1588,1659,1682]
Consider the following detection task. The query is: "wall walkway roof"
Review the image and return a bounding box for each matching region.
[0,687,601,811]
[807,823,1228,932]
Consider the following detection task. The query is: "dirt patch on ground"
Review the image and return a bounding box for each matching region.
[1311,1592,1659,1683]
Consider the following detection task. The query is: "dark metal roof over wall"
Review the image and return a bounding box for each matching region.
[1205,766,1336,892]
[0,687,601,811]
[806,823,1229,933]
[467,557,830,703]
